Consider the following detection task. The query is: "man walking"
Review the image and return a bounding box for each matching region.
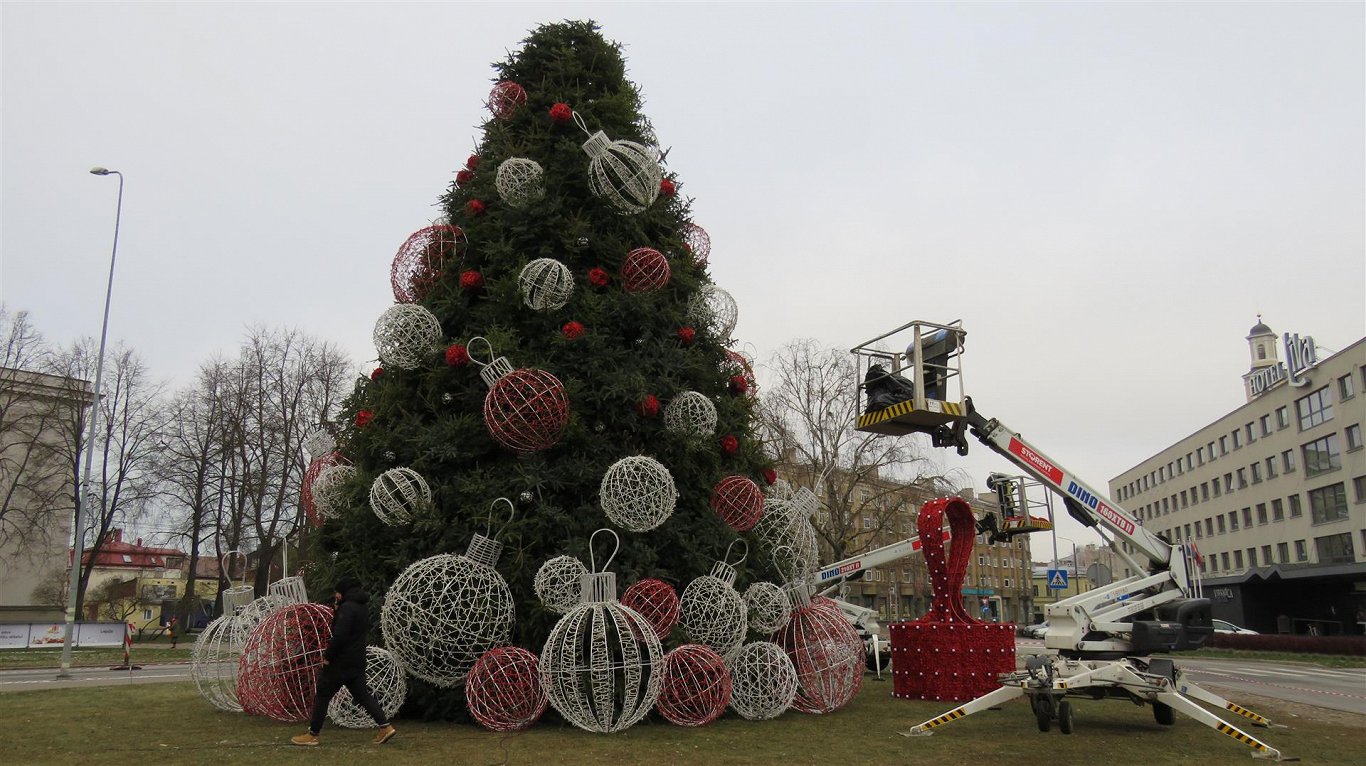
[292,578,397,746]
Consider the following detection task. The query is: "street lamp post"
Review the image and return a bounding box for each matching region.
[57,167,124,678]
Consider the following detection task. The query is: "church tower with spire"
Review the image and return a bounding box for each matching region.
[1241,315,1283,401]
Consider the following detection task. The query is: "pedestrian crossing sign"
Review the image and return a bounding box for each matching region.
[1047,569,1069,590]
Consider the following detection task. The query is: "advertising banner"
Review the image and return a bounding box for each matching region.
[0,624,31,649]
[28,623,67,647]
[77,622,127,647]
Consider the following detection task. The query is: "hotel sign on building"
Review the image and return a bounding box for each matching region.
[1247,332,1319,399]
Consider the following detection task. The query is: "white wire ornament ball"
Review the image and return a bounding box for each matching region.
[466,646,549,732]
[620,247,671,293]
[192,614,250,712]
[302,451,351,528]
[373,303,443,370]
[236,603,333,722]
[496,157,547,209]
[539,550,664,733]
[580,123,663,214]
[710,475,764,532]
[483,368,571,453]
[773,595,864,714]
[755,498,820,582]
[380,543,515,688]
[311,464,357,522]
[518,258,574,311]
[236,593,292,628]
[728,641,798,721]
[663,391,718,440]
[679,563,747,659]
[620,578,681,641]
[599,455,678,532]
[390,224,466,303]
[368,467,431,526]
[686,284,739,342]
[302,429,336,462]
[656,643,731,727]
[534,555,588,615]
[679,222,712,266]
[487,80,527,120]
[745,582,792,634]
[328,646,407,728]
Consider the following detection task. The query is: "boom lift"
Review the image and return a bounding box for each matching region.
[850,320,1290,761]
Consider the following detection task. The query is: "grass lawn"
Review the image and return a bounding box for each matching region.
[0,642,194,669]
[6,678,1361,766]
[1184,648,1365,669]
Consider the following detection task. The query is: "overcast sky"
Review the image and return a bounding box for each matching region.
[3,2,1362,554]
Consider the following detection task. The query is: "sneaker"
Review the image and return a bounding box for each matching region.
[291,733,320,747]
[374,725,397,745]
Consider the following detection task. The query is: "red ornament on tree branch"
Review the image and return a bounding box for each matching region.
[719,434,739,455]
[762,468,778,486]
[355,409,375,429]
[371,367,384,381]
[636,394,660,418]
[561,321,585,340]
[549,102,573,125]
[677,326,695,346]
[660,178,677,197]
[456,169,475,186]
[466,154,480,170]
[460,270,485,292]
[588,266,610,287]
[445,343,470,367]
[729,374,749,395]
[465,199,486,217]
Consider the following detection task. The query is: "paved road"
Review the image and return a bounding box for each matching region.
[0,662,194,692]
[1016,638,1366,715]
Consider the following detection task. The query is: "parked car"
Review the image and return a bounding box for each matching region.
[1019,621,1049,639]
[1212,619,1258,635]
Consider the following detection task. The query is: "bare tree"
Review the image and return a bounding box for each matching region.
[758,339,955,563]
[86,578,139,623]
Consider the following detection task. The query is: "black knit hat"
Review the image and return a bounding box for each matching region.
[333,577,361,595]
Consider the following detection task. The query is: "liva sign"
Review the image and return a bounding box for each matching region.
[1249,332,1318,397]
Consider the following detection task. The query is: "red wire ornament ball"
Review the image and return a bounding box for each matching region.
[656,644,732,727]
[722,349,758,395]
[620,247,671,293]
[302,451,351,528]
[710,475,764,532]
[391,225,466,303]
[487,81,527,119]
[679,222,712,266]
[236,603,333,722]
[621,578,681,640]
[773,595,864,714]
[466,646,549,732]
[483,368,570,453]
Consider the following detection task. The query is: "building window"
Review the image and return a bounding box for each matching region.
[1308,482,1348,524]
[1216,515,1226,534]
[1277,542,1288,562]
[1201,482,1209,501]
[1277,406,1289,429]
[1272,498,1284,521]
[1294,540,1307,561]
[1251,463,1262,484]
[1234,550,1244,568]
[1339,374,1356,401]
[1296,386,1334,431]
[1197,446,1205,465]
[862,517,873,529]
[1314,532,1355,564]
[1302,434,1342,478]
[1241,507,1252,527]
[1246,548,1257,567]
[122,554,133,563]
[1180,490,1188,508]
[1282,449,1296,472]
[1260,415,1272,437]
[1224,473,1233,493]
[1347,424,1363,452]
[1229,511,1239,531]
[1212,480,1222,498]
[1355,476,1366,503]
[1184,524,1192,539]
[1246,423,1256,444]
[1219,435,1228,455]
[1208,441,1217,460]
[1261,544,1273,564]
[1265,457,1277,479]
[143,609,153,621]
[1204,518,1213,536]
[1209,556,1218,572]
[1220,552,1230,569]
[1256,503,1267,525]
[1236,468,1247,488]
[1189,485,1198,506]
[1232,430,1242,449]
[1289,494,1302,517]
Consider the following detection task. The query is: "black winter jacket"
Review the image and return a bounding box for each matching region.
[323,588,371,675]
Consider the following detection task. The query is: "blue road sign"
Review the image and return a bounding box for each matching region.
[1047,569,1069,590]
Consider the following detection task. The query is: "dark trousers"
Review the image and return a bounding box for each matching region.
[307,668,388,733]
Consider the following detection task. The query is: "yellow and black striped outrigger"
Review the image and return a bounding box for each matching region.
[855,399,963,436]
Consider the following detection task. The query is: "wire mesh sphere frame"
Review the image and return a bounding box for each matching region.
[236,603,333,722]
[679,564,746,659]
[535,555,588,615]
[368,467,431,526]
[773,595,864,714]
[328,646,407,728]
[686,284,739,342]
[311,464,357,524]
[518,258,574,311]
[380,541,515,688]
[539,571,664,733]
[483,368,570,453]
[599,455,678,532]
[621,578,681,641]
[373,303,443,370]
[663,391,718,441]
[487,80,527,119]
[466,646,549,732]
[728,641,798,721]
[580,126,663,214]
[302,451,351,528]
[656,644,731,727]
[679,222,712,266]
[620,247,670,293]
[710,475,764,532]
[391,224,466,303]
[302,429,336,461]
[745,581,792,634]
[192,614,250,712]
[496,157,547,209]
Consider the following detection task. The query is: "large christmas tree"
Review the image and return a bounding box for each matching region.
[314,20,776,719]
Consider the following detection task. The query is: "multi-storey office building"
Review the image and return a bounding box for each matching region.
[1109,320,1365,635]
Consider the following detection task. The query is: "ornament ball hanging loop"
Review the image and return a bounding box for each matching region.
[588,527,621,574]
[487,497,516,540]
[467,336,514,387]
[585,528,621,605]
